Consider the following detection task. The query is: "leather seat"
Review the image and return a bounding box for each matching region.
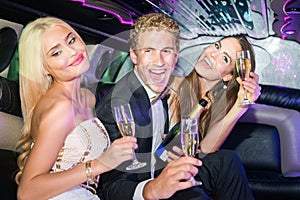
[0,149,18,200]
[0,76,21,117]
[222,84,300,200]
[0,27,17,73]
[0,26,21,117]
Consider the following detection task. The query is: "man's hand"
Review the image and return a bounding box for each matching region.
[143,156,202,200]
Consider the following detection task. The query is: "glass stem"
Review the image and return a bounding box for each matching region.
[244,89,248,100]
[132,152,138,162]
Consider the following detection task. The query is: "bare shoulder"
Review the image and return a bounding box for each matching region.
[32,95,75,138]
[36,93,73,114]
[81,88,96,108]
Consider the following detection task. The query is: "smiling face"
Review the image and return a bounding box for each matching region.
[130,29,178,93]
[195,37,242,83]
[43,25,89,82]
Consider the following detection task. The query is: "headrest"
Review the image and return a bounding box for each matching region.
[257,84,300,112]
[0,27,18,72]
[0,76,22,117]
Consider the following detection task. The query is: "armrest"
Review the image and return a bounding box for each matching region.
[239,104,300,177]
[257,84,300,112]
[0,111,23,151]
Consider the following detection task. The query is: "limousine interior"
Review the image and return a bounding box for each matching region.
[0,0,300,199]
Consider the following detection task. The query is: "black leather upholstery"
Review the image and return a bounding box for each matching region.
[0,77,22,117]
[222,122,281,172]
[247,171,300,200]
[0,26,21,117]
[257,84,300,111]
[0,149,18,200]
[95,82,115,105]
[0,27,18,73]
[221,84,300,200]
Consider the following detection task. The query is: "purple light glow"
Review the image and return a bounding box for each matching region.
[70,0,134,26]
[280,0,299,40]
[271,0,300,43]
[272,53,293,73]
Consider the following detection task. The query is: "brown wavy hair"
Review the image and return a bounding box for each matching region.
[170,34,255,140]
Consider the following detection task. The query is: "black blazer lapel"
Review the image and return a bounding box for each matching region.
[122,72,153,177]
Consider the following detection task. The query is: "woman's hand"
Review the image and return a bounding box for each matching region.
[236,72,261,103]
[96,136,137,172]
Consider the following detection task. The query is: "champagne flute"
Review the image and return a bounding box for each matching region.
[180,116,202,186]
[236,50,255,105]
[114,103,147,170]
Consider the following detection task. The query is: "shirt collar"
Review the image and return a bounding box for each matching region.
[134,69,158,100]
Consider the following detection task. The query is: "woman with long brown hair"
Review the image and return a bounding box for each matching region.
[169,35,261,153]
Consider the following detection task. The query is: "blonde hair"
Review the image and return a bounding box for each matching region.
[15,17,83,184]
[129,13,180,52]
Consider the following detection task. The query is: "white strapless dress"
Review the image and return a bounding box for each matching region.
[49,118,110,200]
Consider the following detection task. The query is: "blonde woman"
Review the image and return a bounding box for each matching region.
[15,17,137,200]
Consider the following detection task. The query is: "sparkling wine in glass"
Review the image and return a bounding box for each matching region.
[236,50,255,105]
[180,117,202,186]
[114,103,147,170]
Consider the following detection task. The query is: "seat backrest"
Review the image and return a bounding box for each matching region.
[0,27,18,73]
[238,103,300,177]
[223,84,300,177]
[0,149,19,200]
[0,76,21,117]
[256,84,300,112]
[95,82,115,105]
[222,122,281,172]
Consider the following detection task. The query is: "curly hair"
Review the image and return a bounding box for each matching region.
[129,13,180,52]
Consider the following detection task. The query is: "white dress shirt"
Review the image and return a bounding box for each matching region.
[133,70,166,200]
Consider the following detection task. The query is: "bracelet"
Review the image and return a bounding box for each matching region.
[85,160,94,184]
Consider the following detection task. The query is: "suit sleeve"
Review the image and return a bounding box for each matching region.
[95,89,140,199]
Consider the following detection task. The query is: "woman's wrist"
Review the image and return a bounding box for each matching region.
[233,101,250,116]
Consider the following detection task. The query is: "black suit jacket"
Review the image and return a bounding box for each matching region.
[95,71,168,199]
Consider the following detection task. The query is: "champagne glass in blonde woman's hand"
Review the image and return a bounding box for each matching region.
[114,103,147,170]
[236,50,255,105]
[180,117,202,186]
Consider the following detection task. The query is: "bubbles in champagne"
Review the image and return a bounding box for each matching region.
[117,121,135,137]
[181,132,199,157]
